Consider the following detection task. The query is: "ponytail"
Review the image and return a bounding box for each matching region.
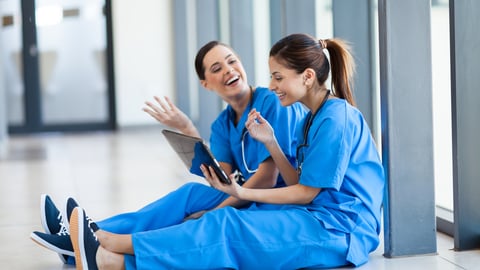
[324,39,356,106]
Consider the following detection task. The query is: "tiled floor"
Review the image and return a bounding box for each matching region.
[0,128,478,269]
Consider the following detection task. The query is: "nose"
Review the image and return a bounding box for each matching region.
[225,68,234,75]
[268,80,275,91]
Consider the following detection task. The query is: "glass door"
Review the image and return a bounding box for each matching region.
[1,0,115,133]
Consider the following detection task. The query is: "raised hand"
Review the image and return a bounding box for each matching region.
[245,109,275,145]
[143,96,199,137]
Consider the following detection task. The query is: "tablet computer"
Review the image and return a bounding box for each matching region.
[162,129,231,184]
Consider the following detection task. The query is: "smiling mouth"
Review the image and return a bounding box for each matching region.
[274,91,286,98]
[225,76,240,85]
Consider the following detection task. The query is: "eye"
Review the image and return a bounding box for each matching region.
[228,58,237,65]
[210,65,221,73]
[270,73,282,82]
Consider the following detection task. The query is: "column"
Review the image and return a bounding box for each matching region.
[450,0,480,251]
[378,0,437,257]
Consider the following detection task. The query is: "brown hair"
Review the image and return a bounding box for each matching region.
[194,41,234,80]
[269,33,356,106]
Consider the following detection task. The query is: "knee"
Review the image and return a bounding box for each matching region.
[179,182,205,191]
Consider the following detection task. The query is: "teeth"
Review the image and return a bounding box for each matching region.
[226,76,239,85]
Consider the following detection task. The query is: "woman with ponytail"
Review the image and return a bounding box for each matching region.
[207,33,385,267]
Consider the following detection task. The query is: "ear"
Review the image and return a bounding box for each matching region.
[303,68,316,85]
[200,80,210,90]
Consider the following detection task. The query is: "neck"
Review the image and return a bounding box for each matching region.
[230,86,254,124]
[303,87,329,113]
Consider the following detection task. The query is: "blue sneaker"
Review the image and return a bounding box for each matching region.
[41,194,63,235]
[40,194,70,263]
[66,197,79,223]
[70,207,99,270]
[30,230,75,257]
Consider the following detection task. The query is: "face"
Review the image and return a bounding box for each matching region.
[200,45,249,98]
[268,57,306,106]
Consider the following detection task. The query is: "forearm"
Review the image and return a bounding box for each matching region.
[215,160,278,209]
[264,138,299,186]
[179,121,200,138]
[237,184,320,205]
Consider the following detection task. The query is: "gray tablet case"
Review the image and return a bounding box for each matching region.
[162,129,231,184]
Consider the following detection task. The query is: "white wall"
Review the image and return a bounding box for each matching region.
[431,6,453,211]
[0,28,7,158]
[252,0,271,88]
[112,0,174,127]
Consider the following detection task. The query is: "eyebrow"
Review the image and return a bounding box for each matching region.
[208,53,234,70]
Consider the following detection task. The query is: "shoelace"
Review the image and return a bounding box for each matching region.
[56,212,70,236]
[86,215,99,242]
[57,221,69,236]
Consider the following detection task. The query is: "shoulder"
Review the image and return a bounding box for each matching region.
[321,99,366,129]
[323,98,358,116]
[252,87,277,106]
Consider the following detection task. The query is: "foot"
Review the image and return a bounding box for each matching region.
[40,194,71,263]
[70,207,100,270]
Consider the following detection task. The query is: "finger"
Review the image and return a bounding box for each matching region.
[145,100,167,115]
[200,165,214,184]
[153,96,169,113]
[164,96,176,111]
[254,112,265,124]
[143,108,162,121]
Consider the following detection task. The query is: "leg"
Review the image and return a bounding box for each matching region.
[98,182,228,234]
[96,230,133,254]
[96,246,125,270]
[130,206,350,270]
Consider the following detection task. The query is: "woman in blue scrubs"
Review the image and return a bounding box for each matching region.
[30,40,305,266]
[69,33,384,270]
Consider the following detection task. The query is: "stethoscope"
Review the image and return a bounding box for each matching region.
[296,90,330,176]
[238,86,259,174]
[241,128,259,173]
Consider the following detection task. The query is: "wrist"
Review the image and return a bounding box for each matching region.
[181,122,199,137]
[265,137,278,149]
[236,186,247,201]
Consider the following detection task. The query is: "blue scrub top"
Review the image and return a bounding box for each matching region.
[210,87,306,185]
[297,98,385,266]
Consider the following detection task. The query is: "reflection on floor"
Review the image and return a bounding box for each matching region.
[0,128,478,269]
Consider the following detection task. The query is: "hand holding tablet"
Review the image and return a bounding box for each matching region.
[162,129,231,184]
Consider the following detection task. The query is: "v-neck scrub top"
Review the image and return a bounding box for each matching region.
[210,87,306,184]
[297,98,385,266]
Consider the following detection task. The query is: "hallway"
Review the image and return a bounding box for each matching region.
[0,128,478,269]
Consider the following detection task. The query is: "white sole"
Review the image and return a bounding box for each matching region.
[30,232,75,257]
[40,194,69,264]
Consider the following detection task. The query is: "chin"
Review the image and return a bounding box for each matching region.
[279,99,293,107]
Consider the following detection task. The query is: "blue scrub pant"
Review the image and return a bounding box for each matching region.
[124,205,350,270]
[97,182,230,234]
